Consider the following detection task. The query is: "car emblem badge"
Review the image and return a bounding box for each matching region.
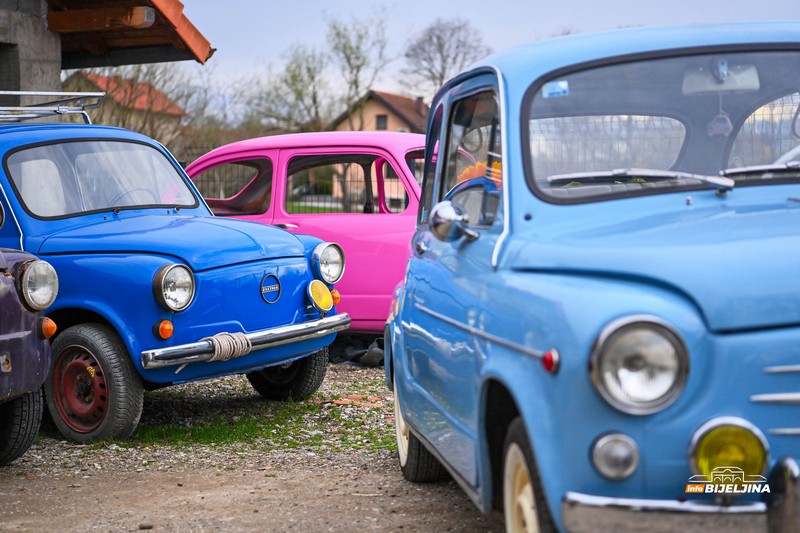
[260,274,281,304]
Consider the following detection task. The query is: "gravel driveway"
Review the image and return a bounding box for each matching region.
[0,364,503,532]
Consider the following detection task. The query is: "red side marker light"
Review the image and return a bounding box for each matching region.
[542,349,559,374]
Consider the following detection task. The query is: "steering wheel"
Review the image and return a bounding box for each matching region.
[109,188,158,206]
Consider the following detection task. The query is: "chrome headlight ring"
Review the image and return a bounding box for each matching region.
[19,259,59,311]
[153,264,195,311]
[311,242,345,284]
[590,315,689,415]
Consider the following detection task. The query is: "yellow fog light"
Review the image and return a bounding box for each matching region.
[308,280,333,314]
[690,417,769,480]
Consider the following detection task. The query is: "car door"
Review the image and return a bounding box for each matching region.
[272,147,420,334]
[400,76,504,486]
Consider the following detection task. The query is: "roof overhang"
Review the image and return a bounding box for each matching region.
[48,0,215,69]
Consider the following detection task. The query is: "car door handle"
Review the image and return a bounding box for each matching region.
[274,223,298,230]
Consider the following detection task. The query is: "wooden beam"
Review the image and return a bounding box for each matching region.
[48,7,156,33]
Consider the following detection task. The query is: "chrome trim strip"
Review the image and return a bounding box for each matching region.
[769,428,800,436]
[765,365,800,374]
[750,392,800,404]
[140,313,350,369]
[564,491,766,514]
[491,63,509,270]
[414,303,544,359]
[0,181,25,250]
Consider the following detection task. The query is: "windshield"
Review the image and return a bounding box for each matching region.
[6,140,198,218]
[527,50,800,202]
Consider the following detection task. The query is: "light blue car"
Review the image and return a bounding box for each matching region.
[385,22,800,532]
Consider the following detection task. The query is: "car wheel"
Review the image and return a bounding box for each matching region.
[0,390,43,466]
[45,323,144,443]
[503,417,555,533]
[246,348,328,401]
[393,372,447,482]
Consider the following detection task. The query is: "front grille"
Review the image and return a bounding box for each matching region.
[750,364,800,436]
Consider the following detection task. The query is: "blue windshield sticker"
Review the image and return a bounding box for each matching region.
[542,80,569,98]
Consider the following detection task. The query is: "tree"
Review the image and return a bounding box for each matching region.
[401,18,491,100]
[244,44,333,133]
[63,63,195,148]
[327,13,392,131]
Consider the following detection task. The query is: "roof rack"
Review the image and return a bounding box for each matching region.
[0,91,105,124]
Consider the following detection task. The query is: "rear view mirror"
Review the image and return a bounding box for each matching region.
[682,61,760,94]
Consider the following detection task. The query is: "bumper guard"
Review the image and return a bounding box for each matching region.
[562,457,798,532]
[141,313,350,370]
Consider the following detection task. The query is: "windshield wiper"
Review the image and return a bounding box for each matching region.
[549,168,734,192]
[721,160,800,177]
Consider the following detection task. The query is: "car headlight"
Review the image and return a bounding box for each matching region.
[311,242,345,284]
[153,264,195,311]
[20,260,59,311]
[590,316,688,415]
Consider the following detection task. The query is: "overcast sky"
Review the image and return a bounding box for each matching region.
[181,0,800,94]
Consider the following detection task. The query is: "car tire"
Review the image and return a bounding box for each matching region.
[45,323,144,443]
[503,417,555,533]
[393,371,447,482]
[0,390,43,466]
[246,348,328,401]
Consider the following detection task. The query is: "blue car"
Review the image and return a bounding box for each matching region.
[385,22,799,532]
[0,92,349,443]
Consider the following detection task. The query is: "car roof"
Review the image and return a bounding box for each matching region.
[195,130,427,159]
[0,122,158,150]
[466,21,800,92]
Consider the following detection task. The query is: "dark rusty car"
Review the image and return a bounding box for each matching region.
[0,248,58,466]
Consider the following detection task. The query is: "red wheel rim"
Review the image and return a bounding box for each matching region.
[52,345,108,433]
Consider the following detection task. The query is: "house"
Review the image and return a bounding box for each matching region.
[0,0,212,94]
[330,90,430,133]
[63,71,186,144]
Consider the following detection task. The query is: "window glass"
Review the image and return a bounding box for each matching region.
[730,92,800,167]
[286,154,409,215]
[441,91,503,227]
[527,51,800,202]
[190,159,272,215]
[7,140,196,218]
[376,114,388,130]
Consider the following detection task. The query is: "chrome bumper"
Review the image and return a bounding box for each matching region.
[562,458,798,532]
[141,313,350,370]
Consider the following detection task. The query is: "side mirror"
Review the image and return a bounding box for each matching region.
[429,201,479,242]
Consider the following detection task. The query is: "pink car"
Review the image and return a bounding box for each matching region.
[186,131,424,353]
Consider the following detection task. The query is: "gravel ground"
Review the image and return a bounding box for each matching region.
[0,363,503,532]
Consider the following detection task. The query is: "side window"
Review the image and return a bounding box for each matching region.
[419,104,444,224]
[191,158,272,216]
[730,92,800,167]
[442,91,502,227]
[286,154,408,215]
[379,160,410,213]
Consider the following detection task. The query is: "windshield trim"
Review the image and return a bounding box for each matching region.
[3,137,200,221]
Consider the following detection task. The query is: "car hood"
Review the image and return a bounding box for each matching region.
[37,214,305,271]
[504,204,800,332]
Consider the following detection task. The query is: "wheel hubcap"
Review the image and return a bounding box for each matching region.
[53,346,108,432]
[505,443,538,533]
[394,392,409,466]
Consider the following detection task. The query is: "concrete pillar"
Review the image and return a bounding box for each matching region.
[0,0,61,96]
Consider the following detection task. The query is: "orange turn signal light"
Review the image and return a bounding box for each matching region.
[41,317,57,339]
[330,289,341,306]
[155,319,174,340]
